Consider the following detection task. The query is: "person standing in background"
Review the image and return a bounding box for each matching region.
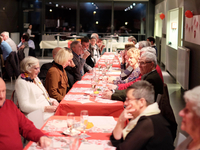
[27,24,35,38]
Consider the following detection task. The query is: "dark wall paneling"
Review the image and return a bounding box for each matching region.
[155,0,164,5]
[184,0,200,89]
[0,0,19,33]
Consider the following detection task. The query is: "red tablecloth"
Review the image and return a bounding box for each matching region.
[23,116,117,150]
[55,53,123,117]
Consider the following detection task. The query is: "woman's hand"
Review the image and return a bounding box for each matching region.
[52,100,59,107]
[44,106,57,112]
[68,60,75,68]
[119,105,135,123]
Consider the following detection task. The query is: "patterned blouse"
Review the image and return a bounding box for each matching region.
[113,66,140,84]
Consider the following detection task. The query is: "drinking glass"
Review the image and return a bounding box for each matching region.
[102,67,107,76]
[97,62,101,71]
[80,110,89,141]
[67,112,75,135]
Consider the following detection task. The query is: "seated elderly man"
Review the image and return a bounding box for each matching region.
[110,80,174,150]
[128,36,137,45]
[1,31,17,52]
[102,52,163,102]
[0,78,51,149]
[70,41,90,78]
[0,37,20,78]
[138,40,151,50]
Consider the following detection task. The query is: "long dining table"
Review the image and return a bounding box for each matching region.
[24,115,118,150]
[55,52,124,117]
[24,52,124,150]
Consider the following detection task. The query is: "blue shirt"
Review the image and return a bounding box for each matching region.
[0,41,12,60]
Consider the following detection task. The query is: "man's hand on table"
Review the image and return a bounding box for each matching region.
[38,136,52,148]
[102,89,112,99]
[107,84,118,90]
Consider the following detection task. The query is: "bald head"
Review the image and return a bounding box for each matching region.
[52,47,62,58]
[0,78,6,107]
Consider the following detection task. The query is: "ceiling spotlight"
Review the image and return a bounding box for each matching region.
[96,21,98,24]
[3,7,5,10]
[128,7,130,10]
[56,4,58,7]
[96,7,98,9]
[130,5,133,9]
[94,4,96,6]
[49,2,52,4]
[125,22,128,25]
[49,9,52,12]
[69,8,71,10]
[133,3,136,6]
[61,5,64,8]
[93,11,96,14]
[92,2,94,5]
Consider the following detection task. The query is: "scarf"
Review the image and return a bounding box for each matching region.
[122,102,160,139]
[21,73,51,104]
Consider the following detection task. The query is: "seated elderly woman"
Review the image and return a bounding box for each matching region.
[176,86,200,150]
[111,47,140,84]
[110,80,174,150]
[45,48,73,102]
[15,56,59,121]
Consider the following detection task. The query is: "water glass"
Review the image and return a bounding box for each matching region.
[67,112,75,134]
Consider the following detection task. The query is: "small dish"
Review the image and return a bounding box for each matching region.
[63,128,81,136]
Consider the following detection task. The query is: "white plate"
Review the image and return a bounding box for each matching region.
[63,128,81,136]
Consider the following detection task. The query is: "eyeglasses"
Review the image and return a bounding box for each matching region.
[125,97,140,102]
[139,61,152,65]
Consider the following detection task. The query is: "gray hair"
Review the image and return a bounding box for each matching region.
[127,80,155,105]
[140,46,156,55]
[70,41,80,49]
[20,56,39,73]
[91,33,99,39]
[184,86,200,117]
[138,41,151,49]
[128,36,137,43]
[54,48,73,66]
[141,52,157,67]
[1,31,9,37]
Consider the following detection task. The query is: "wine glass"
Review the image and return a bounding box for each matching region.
[102,67,107,76]
[97,62,101,71]
[80,110,89,142]
[67,112,75,135]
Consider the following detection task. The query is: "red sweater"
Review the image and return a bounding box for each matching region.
[0,100,45,150]
[118,65,164,90]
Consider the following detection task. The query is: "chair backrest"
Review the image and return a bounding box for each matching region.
[27,109,44,129]
[158,83,178,141]
[176,132,187,147]
[10,90,19,107]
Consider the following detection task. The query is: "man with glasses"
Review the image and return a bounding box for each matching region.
[102,52,163,102]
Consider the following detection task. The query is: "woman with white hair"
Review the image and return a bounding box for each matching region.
[138,41,151,50]
[45,48,73,102]
[15,56,59,121]
[176,86,200,150]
